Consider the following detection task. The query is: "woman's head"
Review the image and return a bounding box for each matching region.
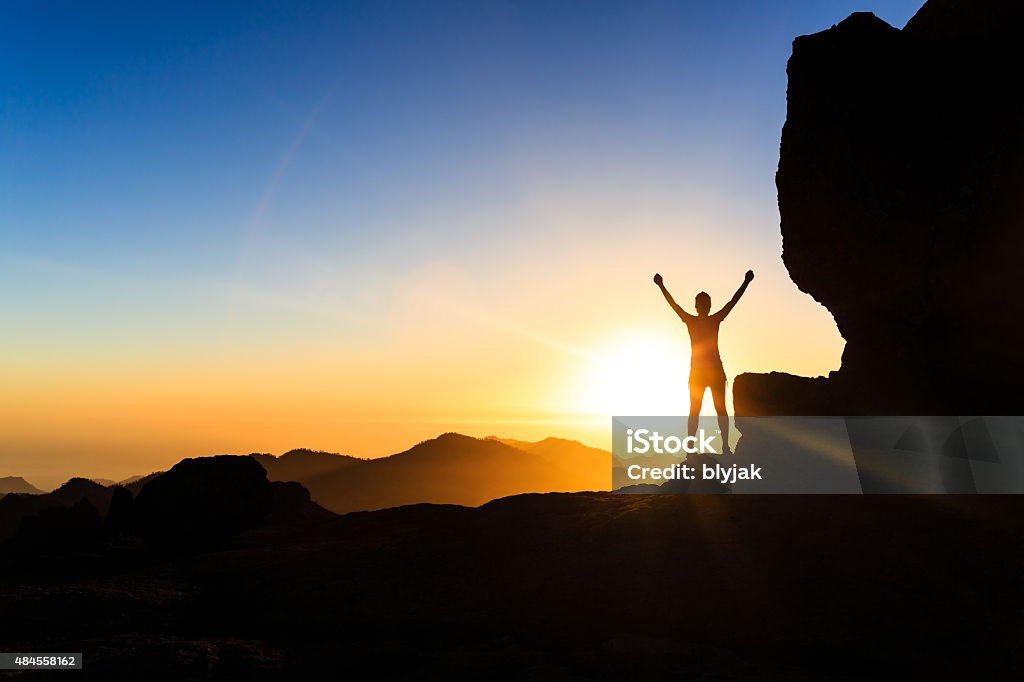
[695,291,712,315]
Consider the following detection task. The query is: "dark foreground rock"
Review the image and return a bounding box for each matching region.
[0,478,113,544]
[1,493,1022,680]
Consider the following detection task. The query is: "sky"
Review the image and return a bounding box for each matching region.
[0,0,926,487]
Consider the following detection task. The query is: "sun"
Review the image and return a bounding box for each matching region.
[574,333,695,417]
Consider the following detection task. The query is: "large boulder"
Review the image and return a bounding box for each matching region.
[737,1,1024,416]
[131,455,275,547]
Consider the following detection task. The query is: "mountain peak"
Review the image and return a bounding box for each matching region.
[536,436,584,446]
[391,433,516,462]
[53,477,108,498]
[835,12,896,33]
[280,448,344,459]
[432,432,478,444]
[0,476,43,495]
[406,432,488,451]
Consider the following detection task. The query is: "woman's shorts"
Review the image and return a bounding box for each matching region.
[689,363,726,389]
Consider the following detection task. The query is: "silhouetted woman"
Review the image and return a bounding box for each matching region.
[654,270,754,454]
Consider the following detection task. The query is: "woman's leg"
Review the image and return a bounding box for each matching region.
[688,384,705,437]
[711,380,730,453]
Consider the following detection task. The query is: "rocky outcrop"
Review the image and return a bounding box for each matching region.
[737,1,1024,416]
[119,456,334,546]
[130,456,275,547]
[251,449,363,483]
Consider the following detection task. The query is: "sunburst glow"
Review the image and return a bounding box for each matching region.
[575,334,694,417]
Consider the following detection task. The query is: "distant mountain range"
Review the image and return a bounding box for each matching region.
[0,476,43,496]
[1,433,615,522]
[252,433,612,514]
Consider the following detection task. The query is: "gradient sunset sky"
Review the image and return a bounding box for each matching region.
[1,0,924,487]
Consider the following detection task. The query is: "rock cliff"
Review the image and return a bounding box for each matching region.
[737,1,1024,415]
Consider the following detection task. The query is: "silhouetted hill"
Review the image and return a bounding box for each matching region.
[288,433,609,514]
[0,476,43,495]
[123,472,162,496]
[2,493,1022,678]
[265,481,337,525]
[736,0,1024,415]
[486,435,612,488]
[128,456,276,547]
[487,435,608,461]
[0,478,113,543]
[251,448,363,483]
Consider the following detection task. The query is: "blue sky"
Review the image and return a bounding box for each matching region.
[1,1,928,481]
[3,1,923,275]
